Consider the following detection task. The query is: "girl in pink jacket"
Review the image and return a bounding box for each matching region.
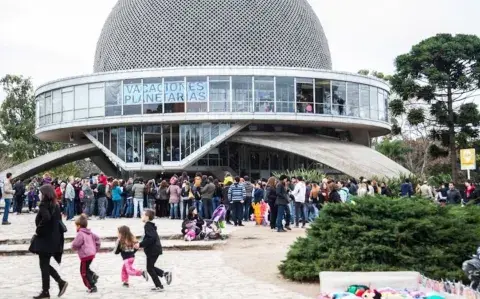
[71,214,101,293]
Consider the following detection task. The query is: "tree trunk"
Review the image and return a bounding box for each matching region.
[447,86,457,183]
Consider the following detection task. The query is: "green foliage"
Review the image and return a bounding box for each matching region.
[375,139,412,163]
[272,169,326,183]
[47,162,82,180]
[279,196,480,282]
[0,75,61,163]
[427,173,452,187]
[390,33,480,183]
[371,173,418,196]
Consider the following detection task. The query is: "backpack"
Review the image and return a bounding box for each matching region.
[340,187,351,203]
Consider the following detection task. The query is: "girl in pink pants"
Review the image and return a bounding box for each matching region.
[114,226,149,287]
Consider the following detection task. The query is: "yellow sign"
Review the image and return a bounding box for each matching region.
[460,148,476,170]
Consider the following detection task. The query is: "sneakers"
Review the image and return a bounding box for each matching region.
[122,282,129,288]
[58,281,68,297]
[86,286,98,293]
[33,291,50,299]
[142,271,149,281]
[1,222,11,225]
[285,226,292,231]
[92,273,99,285]
[151,286,165,292]
[164,272,173,285]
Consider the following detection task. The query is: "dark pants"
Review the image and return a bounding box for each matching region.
[243,196,252,221]
[268,202,278,230]
[295,202,306,227]
[39,253,63,292]
[107,197,113,216]
[182,199,192,219]
[202,198,213,219]
[231,201,243,225]
[80,258,96,289]
[285,203,291,227]
[15,196,23,213]
[146,254,165,288]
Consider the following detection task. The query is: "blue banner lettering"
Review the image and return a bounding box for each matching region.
[187,81,207,102]
[143,83,163,103]
[123,83,143,105]
[164,81,185,103]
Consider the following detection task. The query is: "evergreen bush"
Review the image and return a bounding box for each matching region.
[279,196,480,282]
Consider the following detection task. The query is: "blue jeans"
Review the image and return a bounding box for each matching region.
[66,199,75,220]
[212,197,220,211]
[125,197,133,217]
[113,201,121,218]
[170,203,179,219]
[195,200,203,218]
[97,197,107,219]
[289,201,295,224]
[2,199,11,223]
[276,205,286,231]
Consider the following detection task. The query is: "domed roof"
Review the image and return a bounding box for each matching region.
[93,0,332,73]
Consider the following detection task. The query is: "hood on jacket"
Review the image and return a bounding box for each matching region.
[145,221,157,231]
[78,227,93,235]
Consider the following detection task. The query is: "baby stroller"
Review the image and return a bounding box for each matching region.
[203,204,227,241]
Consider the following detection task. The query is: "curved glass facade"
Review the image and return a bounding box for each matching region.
[36,76,389,128]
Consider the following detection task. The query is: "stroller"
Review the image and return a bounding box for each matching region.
[203,204,227,241]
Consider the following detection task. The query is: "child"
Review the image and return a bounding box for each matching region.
[114,225,148,287]
[71,214,101,293]
[183,219,197,241]
[135,209,173,292]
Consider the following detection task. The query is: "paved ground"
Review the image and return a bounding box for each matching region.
[0,213,317,298]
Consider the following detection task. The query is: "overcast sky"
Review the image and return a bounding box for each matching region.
[1,0,479,96]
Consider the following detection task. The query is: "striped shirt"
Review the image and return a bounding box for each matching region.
[228,183,246,202]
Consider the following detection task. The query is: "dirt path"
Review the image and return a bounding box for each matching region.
[221,223,319,298]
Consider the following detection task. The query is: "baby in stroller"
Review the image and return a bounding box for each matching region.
[203,204,227,241]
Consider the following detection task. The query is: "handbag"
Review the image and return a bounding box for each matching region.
[28,234,38,254]
[59,220,67,233]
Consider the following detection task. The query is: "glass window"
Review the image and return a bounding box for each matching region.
[38,95,45,126]
[209,76,230,112]
[164,77,185,113]
[180,124,190,160]
[315,79,331,114]
[104,128,111,149]
[232,76,253,112]
[126,127,133,163]
[254,77,274,113]
[347,83,360,117]
[111,127,118,156]
[384,91,389,122]
[105,81,122,116]
[296,78,314,114]
[144,133,162,165]
[123,79,142,115]
[97,129,104,144]
[163,124,171,162]
[143,78,163,114]
[62,88,74,121]
[133,126,142,162]
[359,85,370,119]
[172,125,180,161]
[378,89,386,121]
[118,127,126,162]
[89,83,105,108]
[370,86,378,120]
[186,77,207,113]
[276,77,295,113]
[74,85,88,110]
[74,109,88,119]
[44,92,52,124]
[52,90,62,113]
[332,81,346,116]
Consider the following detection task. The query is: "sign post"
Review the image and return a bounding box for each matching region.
[460,148,476,180]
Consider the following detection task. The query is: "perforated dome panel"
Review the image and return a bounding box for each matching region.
[93,0,332,72]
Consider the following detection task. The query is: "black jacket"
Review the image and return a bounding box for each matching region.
[14,181,25,198]
[275,183,289,206]
[31,203,65,255]
[114,242,137,260]
[139,221,162,257]
[329,190,342,203]
[181,214,205,235]
[266,186,277,205]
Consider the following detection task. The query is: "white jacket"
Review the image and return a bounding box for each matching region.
[292,182,306,203]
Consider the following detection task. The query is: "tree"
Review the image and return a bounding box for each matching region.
[390,34,480,183]
[374,138,411,163]
[0,75,60,163]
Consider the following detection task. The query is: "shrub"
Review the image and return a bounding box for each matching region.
[272,169,326,183]
[279,196,480,282]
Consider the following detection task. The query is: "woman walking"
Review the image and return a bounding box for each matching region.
[30,184,68,299]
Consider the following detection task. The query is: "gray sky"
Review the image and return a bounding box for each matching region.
[1,0,479,94]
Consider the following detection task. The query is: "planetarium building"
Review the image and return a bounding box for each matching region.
[6,0,410,180]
